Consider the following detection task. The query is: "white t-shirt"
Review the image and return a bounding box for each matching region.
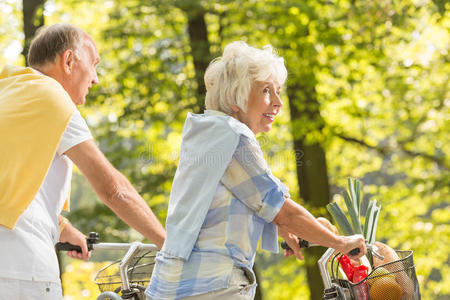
[0,109,92,283]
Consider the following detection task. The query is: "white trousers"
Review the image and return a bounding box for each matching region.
[0,278,62,300]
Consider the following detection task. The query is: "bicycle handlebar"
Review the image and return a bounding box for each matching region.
[55,232,158,253]
[281,238,361,256]
[56,232,158,295]
[55,232,99,252]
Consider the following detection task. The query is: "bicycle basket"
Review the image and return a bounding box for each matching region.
[94,250,157,293]
[331,250,420,300]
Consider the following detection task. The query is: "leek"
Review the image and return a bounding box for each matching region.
[326,178,382,267]
[327,202,354,236]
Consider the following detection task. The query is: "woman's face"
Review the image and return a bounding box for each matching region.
[233,80,283,135]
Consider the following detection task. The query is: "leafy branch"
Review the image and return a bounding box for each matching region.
[335,133,449,171]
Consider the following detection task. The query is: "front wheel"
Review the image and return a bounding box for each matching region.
[96,291,123,300]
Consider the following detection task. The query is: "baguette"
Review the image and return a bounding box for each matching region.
[373,242,415,300]
[317,217,339,235]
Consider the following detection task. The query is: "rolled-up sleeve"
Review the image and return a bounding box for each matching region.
[221,135,289,223]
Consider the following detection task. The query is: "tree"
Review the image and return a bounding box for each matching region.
[22,0,45,64]
[174,0,212,113]
[211,1,449,299]
[27,0,448,299]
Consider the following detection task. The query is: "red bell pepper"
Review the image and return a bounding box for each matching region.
[339,255,354,281]
[353,265,369,283]
[353,265,369,299]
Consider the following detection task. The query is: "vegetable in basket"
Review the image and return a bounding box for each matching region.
[338,255,354,281]
[369,276,402,300]
[327,178,416,300]
[327,178,381,267]
[366,267,394,285]
[353,265,369,299]
[353,265,369,283]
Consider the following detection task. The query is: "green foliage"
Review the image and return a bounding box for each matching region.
[2,0,448,299]
[0,0,24,67]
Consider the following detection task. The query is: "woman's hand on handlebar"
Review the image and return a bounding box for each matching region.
[339,234,367,260]
[59,223,91,261]
[278,228,304,260]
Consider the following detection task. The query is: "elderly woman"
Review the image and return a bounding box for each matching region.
[146,41,366,300]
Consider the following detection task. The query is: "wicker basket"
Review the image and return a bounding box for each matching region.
[94,250,156,294]
[331,250,420,300]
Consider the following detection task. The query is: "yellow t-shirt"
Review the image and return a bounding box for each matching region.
[0,65,75,229]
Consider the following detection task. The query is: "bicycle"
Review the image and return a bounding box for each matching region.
[58,234,421,300]
[282,240,421,300]
[56,232,158,300]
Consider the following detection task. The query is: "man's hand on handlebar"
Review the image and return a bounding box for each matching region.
[59,222,91,261]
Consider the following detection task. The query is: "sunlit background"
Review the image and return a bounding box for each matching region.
[1,0,448,299]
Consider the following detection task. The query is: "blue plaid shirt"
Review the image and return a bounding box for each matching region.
[146,111,288,300]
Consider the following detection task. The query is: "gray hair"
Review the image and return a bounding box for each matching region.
[204,41,287,114]
[28,23,84,67]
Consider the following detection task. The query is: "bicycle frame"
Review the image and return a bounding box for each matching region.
[318,248,335,289]
[318,248,352,299]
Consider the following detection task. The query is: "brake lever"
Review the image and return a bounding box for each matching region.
[367,243,384,261]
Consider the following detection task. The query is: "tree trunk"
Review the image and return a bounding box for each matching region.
[22,0,45,65]
[287,82,330,300]
[177,1,211,113]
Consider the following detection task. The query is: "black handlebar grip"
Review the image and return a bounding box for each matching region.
[55,232,99,253]
[349,247,360,256]
[281,238,310,251]
[55,242,82,252]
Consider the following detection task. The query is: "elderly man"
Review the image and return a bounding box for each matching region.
[0,24,165,298]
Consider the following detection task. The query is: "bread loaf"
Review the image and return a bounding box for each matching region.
[373,242,415,300]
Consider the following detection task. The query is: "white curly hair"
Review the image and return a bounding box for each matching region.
[204,41,287,114]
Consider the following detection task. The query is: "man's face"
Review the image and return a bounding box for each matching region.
[66,36,100,105]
